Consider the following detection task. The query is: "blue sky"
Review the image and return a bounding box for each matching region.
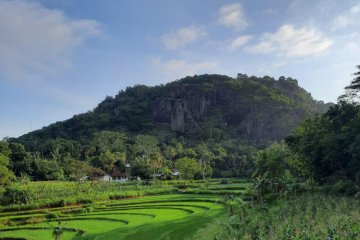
[1,0,360,138]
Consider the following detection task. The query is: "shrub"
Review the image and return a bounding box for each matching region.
[46,211,59,219]
[1,187,34,205]
[220,179,230,185]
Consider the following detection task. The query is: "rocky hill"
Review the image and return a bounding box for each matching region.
[17,74,332,147]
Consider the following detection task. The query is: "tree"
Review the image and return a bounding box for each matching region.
[181,148,196,158]
[195,143,214,180]
[0,153,15,186]
[163,144,178,161]
[252,143,297,201]
[130,135,161,177]
[346,65,360,91]
[62,159,93,181]
[133,135,159,161]
[8,142,32,176]
[160,166,172,179]
[253,143,292,179]
[33,159,64,180]
[148,151,164,175]
[175,157,200,180]
[86,166,105,185]
[339,65,360,103]
[90,150,117,172]
[91,131,127,153]
[286,102,360,184]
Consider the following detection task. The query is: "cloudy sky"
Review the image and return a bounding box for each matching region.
[1,0,360,138]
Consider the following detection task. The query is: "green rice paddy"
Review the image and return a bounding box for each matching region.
[0,179,247,240]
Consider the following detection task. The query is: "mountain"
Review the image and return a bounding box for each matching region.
[17,74,332,147]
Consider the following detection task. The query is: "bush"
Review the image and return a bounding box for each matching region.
[46,211,59,219]
[1,187,34,205]
[321,181,357,196]
[220,179,231,185]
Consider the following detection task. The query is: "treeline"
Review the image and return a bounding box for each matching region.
[0,131,255,183]
[252,66,360,200]
[286,102,360,185]
[285,66,360,192]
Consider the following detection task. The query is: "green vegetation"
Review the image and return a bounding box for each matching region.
[284,67,360,192]
[0,181,174,211]
[0,154,15,187]
[0,179,249,240]
[1,178,359,240]
[2,69,360,239]
[201,193,360,240]
[175,157,200,180]
[2,74,330,183]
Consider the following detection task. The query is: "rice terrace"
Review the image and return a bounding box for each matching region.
[2,0,360,239]
[0,179,250,240]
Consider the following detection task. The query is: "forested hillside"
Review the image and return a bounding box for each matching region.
[6,74,331,180]
[18,74,330,145]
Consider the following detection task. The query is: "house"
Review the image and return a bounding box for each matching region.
[79,176,89,181]
[99,166,128,182]
[150,169,180,179]
[151,172,164,179]
[172,169,181,177]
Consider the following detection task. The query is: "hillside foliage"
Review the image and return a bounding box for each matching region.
[3,74,330,181]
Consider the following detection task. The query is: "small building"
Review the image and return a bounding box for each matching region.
[172,169,181,177]
[99,166,128,182]
[151,172,164,179]
[151,169,181,179]
[79,176,89,181]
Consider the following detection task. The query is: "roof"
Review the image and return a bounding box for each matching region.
[110,166,127,177]
[172,169,180,176]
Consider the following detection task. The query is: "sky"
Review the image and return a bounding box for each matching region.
[1,0,360,138]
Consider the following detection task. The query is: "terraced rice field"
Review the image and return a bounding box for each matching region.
[0,195,225,240]
[0,180,248,240]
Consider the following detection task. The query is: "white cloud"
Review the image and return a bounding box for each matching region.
[228,35,252,50]
[162,25,206,50]
[218,3,248,31]
[272,62,287,68]
[152,58,218,78]
[350,3,360,14]
[247,25,333,58]
[0,0,101,81]
[247,41,274,54]
[332,3,360,30]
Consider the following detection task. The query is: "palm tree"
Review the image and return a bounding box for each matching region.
[253,172,270,207]
[48,220,63,240]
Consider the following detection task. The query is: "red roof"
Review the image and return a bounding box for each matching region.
[110,166,127,177]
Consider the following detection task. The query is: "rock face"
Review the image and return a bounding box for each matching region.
[17,74,332,147]
[154,93,209,132]
[150,75,330,145]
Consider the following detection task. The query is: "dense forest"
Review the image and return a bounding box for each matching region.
[0,74,332,182]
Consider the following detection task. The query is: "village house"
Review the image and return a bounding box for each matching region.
[151,169,181,179]
[172,169,180,177]
[99,165,128,182]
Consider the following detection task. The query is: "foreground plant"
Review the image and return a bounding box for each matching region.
[214,193,360,240]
